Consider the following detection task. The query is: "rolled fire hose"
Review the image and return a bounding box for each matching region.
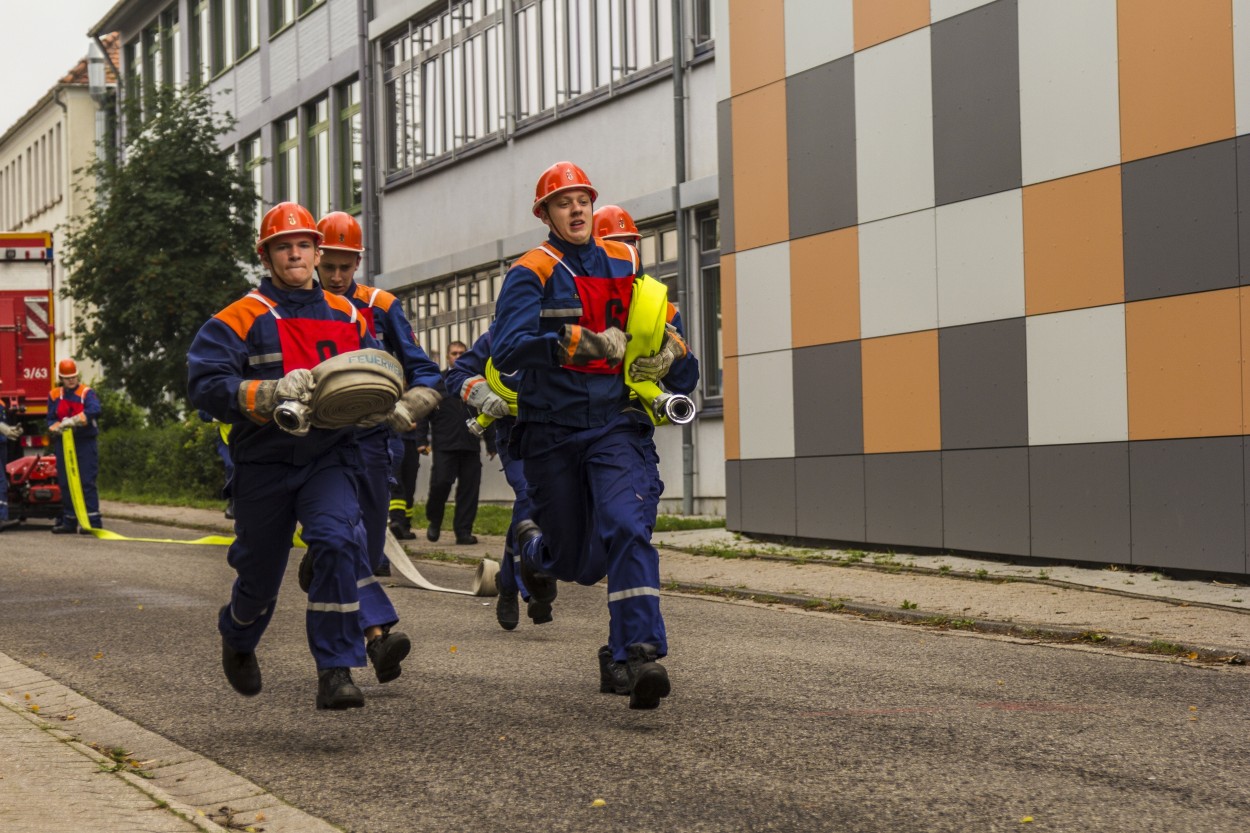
[466,359,518,437]
[382,527,499,596]
[274,348,404,435]
[624,274,696,426]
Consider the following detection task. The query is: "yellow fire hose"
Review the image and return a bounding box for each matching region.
[624,274,696,427]
[467,359,519,436]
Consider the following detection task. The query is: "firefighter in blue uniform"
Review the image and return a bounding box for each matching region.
[47,358,103,533]
[307,211,442,670]
[446,329,542,630]
[188,202,440,710]
[491,162,699,709]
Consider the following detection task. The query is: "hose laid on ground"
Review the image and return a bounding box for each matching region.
[382,528,499,596]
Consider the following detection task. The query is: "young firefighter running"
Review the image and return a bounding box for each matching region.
[490,162,699,709]
[446,329,545,630]
[188,202,439,710]
[308,211,442,587]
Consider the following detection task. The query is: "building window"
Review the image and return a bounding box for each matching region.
[637,218,678,299]
[409,265,500,368]
[306,97,331,219]
[162,5,181,86]
[211,0,235,74]
[514,0,672,121]
[381,0,505,175]
[697,208,721,400]
[240,133,264,228]
[339,79,363,213]
[124,39,144,126]
[236,0,260,57]
[276,113,299,203]
[273,0,320,34]
[694,0,713,46]
[192,1,212,86]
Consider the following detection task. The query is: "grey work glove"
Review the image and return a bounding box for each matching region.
[558,324,630,367]
[238,368,315,419]
[461,376,511,418]
[387,386,442,432]
[629,324,688,382]
[0,421,22,440]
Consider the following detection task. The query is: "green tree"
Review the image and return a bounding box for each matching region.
[61,85,258,423]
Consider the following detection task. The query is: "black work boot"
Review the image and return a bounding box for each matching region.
[297,549,314,593]
[625,643,670,710]
[366,630,411,684]
[224,499,235,520]
[495,573,519,631]
[515,520,557,608]
[598,645,630,695]
[425,523,440,542]
[316,667,365,710]
[221,640,262,697]
[374,560,392,578]
[527,598,554,625]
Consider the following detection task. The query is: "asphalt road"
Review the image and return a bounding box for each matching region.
[3,518,1249,832]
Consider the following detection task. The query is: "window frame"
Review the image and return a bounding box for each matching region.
[275,112,300,204]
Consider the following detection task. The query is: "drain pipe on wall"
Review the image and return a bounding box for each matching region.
[672,0,694,516]
[357,0,381,279]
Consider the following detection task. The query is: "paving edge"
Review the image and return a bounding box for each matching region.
[0,652,344,833]
[660,580,1250,667]
[0,688,230,833]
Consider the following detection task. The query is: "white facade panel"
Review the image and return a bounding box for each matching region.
[784,0,852,77]
[1027,304,1129,445]
[935,189,1024,328]
[714,0,731,101]
[858,208,938,338]
[738,351,795,460]
[235,55,262,117]
[270,28,299,92]
[931,0,997,24]
[686,63,720,183]
[1236,0,1250,135]
[1019,0,1120,185]
[734,241,791,356]
[854,30,935,224]
[331,0,358,58]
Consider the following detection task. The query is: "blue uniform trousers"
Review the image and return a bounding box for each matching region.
[517,412,667,660]
[219,445,373,670]
[495,421,530,599]
[54,435,100,530]
[355,429,393,573]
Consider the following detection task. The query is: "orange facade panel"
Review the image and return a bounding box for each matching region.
[721,253,738,359]
[861,330,941,454]
[1118,0,1235,162]
[853,0,929,52]
[791,227,860,348]
[730,82,790,252]
[729,0,785,95]
[723,356,741,460]
[1126,288,1242,440]
[1023,166,1125,316]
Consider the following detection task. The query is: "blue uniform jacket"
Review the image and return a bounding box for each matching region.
[344,280,443,390]
[492,233,698,428]
[187,278,381,465]
[47,384,103,439]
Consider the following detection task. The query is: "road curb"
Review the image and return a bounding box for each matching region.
[660,579,1249,667]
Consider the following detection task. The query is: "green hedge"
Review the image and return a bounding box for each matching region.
[98,418,225,502]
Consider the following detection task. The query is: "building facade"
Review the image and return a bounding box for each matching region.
[0,35,118,383]
[91,0,725,513]
[721,0,1250,575]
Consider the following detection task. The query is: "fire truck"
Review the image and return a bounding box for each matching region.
[0,231,56,459]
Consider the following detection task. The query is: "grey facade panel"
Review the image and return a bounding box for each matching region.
[738,459,797,537]
[795,455,866,542]
[786,56,856,239]
[331,0,358,56]
[942,447,1030,556]
[1237,135,1250,286]
[1122,138,1239,302]
[270,28,299,93]
[939,318,1028,450]
[793,341,862,456]
[865,452,943,549]
[236,55,263,117]
[718,98,735,253]
[298,4,332,77]
[931,0,1022,206]
[725,459,742,531]
[1129,437,1246,573]
[1030,442,1131,565]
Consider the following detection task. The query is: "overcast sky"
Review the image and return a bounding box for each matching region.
[0,0,119,134]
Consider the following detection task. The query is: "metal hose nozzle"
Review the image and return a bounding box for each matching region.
[654,392,696,425]
[273,400,313,436]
